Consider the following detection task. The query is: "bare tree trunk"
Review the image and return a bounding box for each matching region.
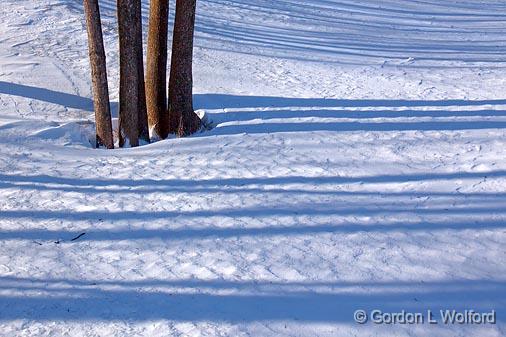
[168,0,201,137]
[117,0,149,147]
[136,10,150,143]
[146,0,169,139]
[84,0,114,149]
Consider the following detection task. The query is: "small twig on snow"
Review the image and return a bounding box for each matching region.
[70,233,86,242]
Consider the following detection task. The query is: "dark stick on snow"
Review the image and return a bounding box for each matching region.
[70,233,86,241]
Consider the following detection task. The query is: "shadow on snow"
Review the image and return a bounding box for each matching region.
[0,276,504,322]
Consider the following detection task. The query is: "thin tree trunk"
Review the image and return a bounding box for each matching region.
[117,0,149,147]
[83,0,114,149]
[168,0,201,137]
[146,0,169,139]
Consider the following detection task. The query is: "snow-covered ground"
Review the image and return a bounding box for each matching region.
[1,0,506,336]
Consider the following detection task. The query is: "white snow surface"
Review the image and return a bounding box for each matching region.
[1,0,506,336]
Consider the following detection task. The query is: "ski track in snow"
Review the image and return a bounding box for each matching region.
[0,0,506,336]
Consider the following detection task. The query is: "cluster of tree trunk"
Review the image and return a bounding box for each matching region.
[84,0,201,149]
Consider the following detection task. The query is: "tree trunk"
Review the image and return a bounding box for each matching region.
[117,0,149,147]
[83,0,114,149]
[168,0,201,137]
[146,0,169,139]
[136,9,150,143]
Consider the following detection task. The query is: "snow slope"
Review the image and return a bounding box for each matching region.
[1,0,506,336]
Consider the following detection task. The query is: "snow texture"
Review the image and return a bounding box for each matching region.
[0,0,505,336]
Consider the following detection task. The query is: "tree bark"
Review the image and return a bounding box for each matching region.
[117,0,149,147]
[146,0,169,139]
[168,0,201,137]
[83,0,114,149]
[136,8,150,143]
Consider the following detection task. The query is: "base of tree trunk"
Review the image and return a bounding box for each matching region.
[96,134,114,149]
[176,110,202,137]
[168,109,181,135]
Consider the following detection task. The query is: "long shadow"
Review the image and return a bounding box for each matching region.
[0,276,503,322]
[208,120,506,135]
[194,94,506,110]
[192,94,506,135]
[2,171,505,187]
[3,178,506,198]
[1,170,504,240]
[89,0,506,66]
[0,165,505,198]
[0,203,505,222]
[3,275,505,292]
[193,0,506,65]
[0,170,504,190]
[2,84,506,135]
[1,219,504,242]
[0,81,93,111]
[207,108,506,123]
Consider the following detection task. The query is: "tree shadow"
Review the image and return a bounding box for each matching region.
[0,170,505,241]
[194,0,506,66]
[0,81,119,116]
[0,81,93,111]
[207,120,506,135]
[0,276,503,322]
[2,81,506,137]
[0,219,504,243]
[1,170,505,192]
[194,94,506,109]
[192,93,506,136]
[78,0,506,66]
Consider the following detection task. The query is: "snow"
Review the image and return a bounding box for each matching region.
[0,0,506,336]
